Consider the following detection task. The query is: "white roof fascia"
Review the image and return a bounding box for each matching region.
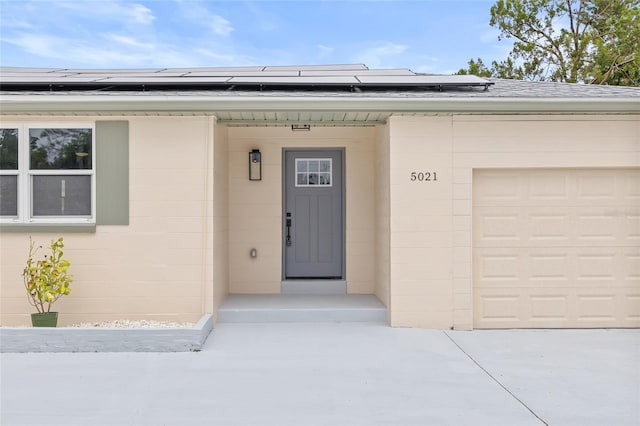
[1,95,639,114]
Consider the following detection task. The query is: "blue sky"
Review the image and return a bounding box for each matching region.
[0,0,510,74]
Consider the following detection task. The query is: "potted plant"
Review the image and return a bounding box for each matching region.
[23,237,73,327]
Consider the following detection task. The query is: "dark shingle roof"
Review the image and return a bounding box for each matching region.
[1,65,638,120]
[1,65,639,100]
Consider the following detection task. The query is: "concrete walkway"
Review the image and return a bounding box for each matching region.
[1,323,638,426]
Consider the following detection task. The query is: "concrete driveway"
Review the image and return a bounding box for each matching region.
[1,323,638,426]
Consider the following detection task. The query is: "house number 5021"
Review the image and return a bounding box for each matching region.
[410,172,437,182]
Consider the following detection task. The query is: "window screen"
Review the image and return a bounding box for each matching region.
[32,175,92,216]
[0,175,18,216]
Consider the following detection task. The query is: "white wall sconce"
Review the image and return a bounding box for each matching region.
[249,149,262,181]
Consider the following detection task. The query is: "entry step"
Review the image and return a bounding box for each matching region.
[217,294,387,323]
[281,280,347,295]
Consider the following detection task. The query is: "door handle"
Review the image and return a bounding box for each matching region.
[286,212,292,246]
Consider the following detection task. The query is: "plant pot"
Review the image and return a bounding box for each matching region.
[31,312,58,327]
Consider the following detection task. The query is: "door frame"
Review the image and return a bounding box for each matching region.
[281,147,346,280]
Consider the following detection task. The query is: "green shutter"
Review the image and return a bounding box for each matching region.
[96,121,129,225]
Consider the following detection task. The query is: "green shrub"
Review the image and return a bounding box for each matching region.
[23,237,72,313]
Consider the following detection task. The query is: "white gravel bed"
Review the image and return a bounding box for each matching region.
[69,319,195,329]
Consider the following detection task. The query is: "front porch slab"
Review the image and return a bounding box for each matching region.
[0,314,213,353]
[217,294,388,323]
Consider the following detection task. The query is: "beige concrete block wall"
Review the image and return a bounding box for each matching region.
[452,114,640,330]
[375,125,390,308]
[213,121,229,313]
[386,114,638,330]
[227,126,376,294]
[1,116,213,326]
[387,116,454,328]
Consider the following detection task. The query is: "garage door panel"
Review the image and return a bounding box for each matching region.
[475,169,640,207]
[576,172,618,201]
[475,248,522,284]
[473,207,522,246]
[476,247,631,288]
[576,293,616,322]
[624,249,640,281]
[623,211,640,242]
[477,207,633,248]
[474,292,524,325]
[623,295,640,322]
[475,289,573,327]
[529,209,572,243]
[576,251,618,282]
[622,170,640,199]
[474,168,640,328]
[529,250,572,283]
[529,173,570,200]
[530,295,569,322]
[474,287,640,328]
[575,207,622,244]
[473,172,522,203]
[575,288,640,326]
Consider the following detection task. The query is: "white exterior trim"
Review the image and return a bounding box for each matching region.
[1,95,639,116]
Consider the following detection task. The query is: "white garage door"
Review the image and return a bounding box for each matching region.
[473,169,640,328]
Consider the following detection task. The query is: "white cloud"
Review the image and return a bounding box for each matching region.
[0,18,34,31]
[55,1,155,25]
[127,4,155,25]
[175,0,233,36]
[193,48,254,66]
[317,45,334,55]
[0,0,492,73]
[209,15,234,37]
[3,33,132,67]
[2,31,215,68]
[243,2,279,32]
[102,34,155,50]
[353,42,408,68]
[0,0,159,66]
[0,0,195,68]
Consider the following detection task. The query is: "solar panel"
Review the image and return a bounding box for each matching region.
[57,68,167,73]
[301,69,414,76]
[228,76,359,84]
[0,67,61,73]
[185,71,300,77]
[0,75,109,83]
[263,64,368,72]
[104,77,232,83]
[356,75,491,86]
[1,71,79,78]
[0,65,494,91]
[157,66,266,73]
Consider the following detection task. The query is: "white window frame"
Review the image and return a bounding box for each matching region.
[0,122,96,224]
[295,158,333,187]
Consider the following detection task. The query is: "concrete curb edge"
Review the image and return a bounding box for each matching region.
[0,314,213,353]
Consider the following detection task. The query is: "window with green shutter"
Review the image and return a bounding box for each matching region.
[0,120,129,232]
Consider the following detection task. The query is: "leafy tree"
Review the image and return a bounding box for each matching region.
[588,0,640,85]
[457,57,526,80]
[457,0,640,85]
[456,58,494,77]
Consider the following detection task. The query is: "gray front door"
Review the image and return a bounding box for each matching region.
[284,149,343,278]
